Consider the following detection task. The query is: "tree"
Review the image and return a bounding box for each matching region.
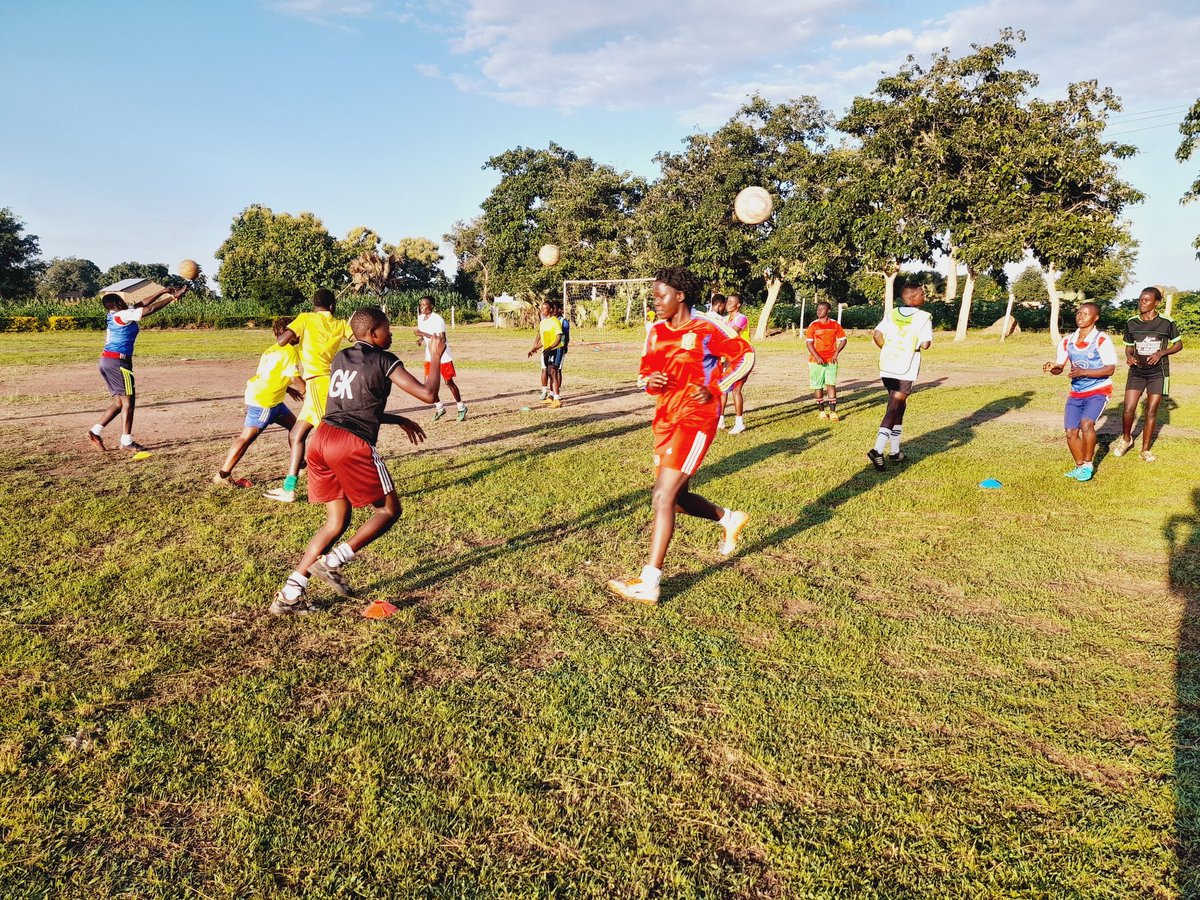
[446,218,490,304]
[385,237,443,288]
[1176,98,1200,259]
[38,257,102,299]
[477,143,646,297]
[1059,238,1136,303]
[0,208,44,299]
[1012,264,1049,305]
[214,205,347,302]
[102,261,169,285]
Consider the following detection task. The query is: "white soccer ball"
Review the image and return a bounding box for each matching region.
[538,244,561,266]
[733,186,773,225]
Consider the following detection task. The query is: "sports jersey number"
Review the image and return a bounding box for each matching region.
[329,370,358,399]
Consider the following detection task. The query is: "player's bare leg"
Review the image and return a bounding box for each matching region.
[89,396,124,449]
[1115,387,1141,455]
[306,493,401,597]
[728,381,746,433]
[826,385,839,420]
[870,390,908,469]
[1141,393,1162,458]
[215,427,263,486]
[266,419,313,501]
[1064,428,1085,467]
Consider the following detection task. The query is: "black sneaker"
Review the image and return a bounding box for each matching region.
[310,557,353,597]
[867,449,886,471]
[269,591,317,616]
[888,451,906,463]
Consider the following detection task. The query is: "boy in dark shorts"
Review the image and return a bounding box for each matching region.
[88,284,186,453]
[526,301,563,408]
[270,307,446,616]
[1043,301,1118,482]
[1113,286,1183,462]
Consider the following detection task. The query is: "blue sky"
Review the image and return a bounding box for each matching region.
[2,0,1198,294]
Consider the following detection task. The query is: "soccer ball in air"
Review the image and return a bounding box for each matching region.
[538,244,561,266]
[733,187,773,225]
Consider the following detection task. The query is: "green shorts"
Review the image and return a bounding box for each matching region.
[809,362,838,389]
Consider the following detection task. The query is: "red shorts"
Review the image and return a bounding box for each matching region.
[424,361,457,380]
[653,427,714,477]
[307,423,394,508]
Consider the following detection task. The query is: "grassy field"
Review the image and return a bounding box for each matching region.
[1,326,1198,898]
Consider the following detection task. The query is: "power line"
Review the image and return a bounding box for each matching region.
[1108,104,1189,121]
[1107,122,1182,137]
[1105,109,1189,126]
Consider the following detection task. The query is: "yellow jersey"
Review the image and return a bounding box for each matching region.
[539,316,563,350]
[288,310,353,378]
[244,342,300,408]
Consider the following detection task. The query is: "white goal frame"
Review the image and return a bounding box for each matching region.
[562,278,655,326]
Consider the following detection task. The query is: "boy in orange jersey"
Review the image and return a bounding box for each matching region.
[804,301,847,420]
[607,268,754,605]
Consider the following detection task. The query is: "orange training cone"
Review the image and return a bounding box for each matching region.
[361,599,398,619]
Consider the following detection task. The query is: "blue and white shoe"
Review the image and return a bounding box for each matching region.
[1063,466,1084,479]
[1074,464,1095,482]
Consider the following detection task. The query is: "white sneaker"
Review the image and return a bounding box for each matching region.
[717,417,726,430]
[728,421,746,435]
[605,577,659,604]
[263,487,296,503]
[1111,436,1133,457]
[718,510,750,556]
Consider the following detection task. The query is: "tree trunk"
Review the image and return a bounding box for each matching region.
[753,277,782,342]
[883,270,898,317]
[946,250,959,302]
[624,290,633,326]
[954,265,976,342]
[1043,266,1061,346]
[598,297,610,328]
[1001,287,1015,342]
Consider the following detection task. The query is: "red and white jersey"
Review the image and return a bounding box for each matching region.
[638,313,754,432]
[1055,328,1118,397]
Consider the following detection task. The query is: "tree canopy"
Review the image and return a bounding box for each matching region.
[0,208,44,299]
[215,205,347,302]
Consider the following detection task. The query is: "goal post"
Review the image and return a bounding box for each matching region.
[562,278,655,328]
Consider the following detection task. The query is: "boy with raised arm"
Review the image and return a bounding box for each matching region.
[415,295,467,421]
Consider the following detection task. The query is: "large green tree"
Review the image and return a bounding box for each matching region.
[214,205,347,302]
[102,261,169,285]
[0,208,44,299]
[446,218,490,303]
[1176,98,1200,259]
[38,257,102,299]
[478,143,646,296]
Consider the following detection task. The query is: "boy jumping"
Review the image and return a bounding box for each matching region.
[805,300,847,420]
[264,288,353,503]
[1043,301,1118,482]
[88,283,186,453]
[270,307,446,615]
[214,318,304,487]
[606,267,754,605]
[415,296,467,421]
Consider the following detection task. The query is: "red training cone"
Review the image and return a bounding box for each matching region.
[361,600,398,619]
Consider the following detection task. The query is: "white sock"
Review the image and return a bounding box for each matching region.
[718,508,732,528]
[435,401,445,410]
[734,416,744,427]
[889,426,902,454]
[120,434,134,447]
[639,565,662,588]
[551,392,560,400]
[874,428,890,454]
[90,424,103,436]
[325,543,355,568]
[457,401,466,410]
[281,571,308,600]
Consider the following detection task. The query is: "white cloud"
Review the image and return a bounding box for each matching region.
[833,27,914,50]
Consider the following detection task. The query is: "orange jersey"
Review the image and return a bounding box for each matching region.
[805,318,846,363]
[639,314,755,432]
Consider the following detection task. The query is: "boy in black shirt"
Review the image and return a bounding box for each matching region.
[1113,287,1183,463]
[270,307,446,616]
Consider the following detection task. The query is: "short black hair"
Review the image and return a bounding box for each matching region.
[313,288,336,309]
[101,293,126,311]
[272,316,291,336]
[1140,286,1162,303]
[349,306,388,338]
[655,267,704,308]
[727,293,742,303]
[816,300,831,311]
[419,295,435,307]
[899,282,924,300]
[1078,300,1101,315]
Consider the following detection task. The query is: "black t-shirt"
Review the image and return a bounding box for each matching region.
[323,342,402,446]
[1123,315,1180,375]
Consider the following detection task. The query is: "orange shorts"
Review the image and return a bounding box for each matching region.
[424,361,457,380]
[653,427,714,477]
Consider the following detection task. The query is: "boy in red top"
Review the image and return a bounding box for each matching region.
[607,268,755,605]
[804,301,847,420]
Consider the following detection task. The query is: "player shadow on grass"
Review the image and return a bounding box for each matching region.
[1167,487,1200,892]
[659,390,1036,602]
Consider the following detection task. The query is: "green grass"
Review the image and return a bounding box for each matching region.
[1,328,1198,897]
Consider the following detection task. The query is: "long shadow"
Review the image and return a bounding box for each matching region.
[1167,488,1200,893]
[4,394,245,422]
[661,391,1035,602]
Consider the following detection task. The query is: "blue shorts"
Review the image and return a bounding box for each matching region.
[1063,394,1107,430]
[244,402,291,430]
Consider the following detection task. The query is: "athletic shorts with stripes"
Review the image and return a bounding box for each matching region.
[306,422,395,508]
[98,355,135,397]
[653,426,715,478]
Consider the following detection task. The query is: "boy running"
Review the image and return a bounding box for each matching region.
[213,318,304,488]
[415,296,467,421]
[805,301,847,420]
[1043,301,1118,482]
[868,284,933,470]
[270,307,446,615]
[264,289,353,503]
[526,301,563,408]
[88,284,186,453]
[607,268,754,605]
[719,293,752,433]
[1112,286,1183,462]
